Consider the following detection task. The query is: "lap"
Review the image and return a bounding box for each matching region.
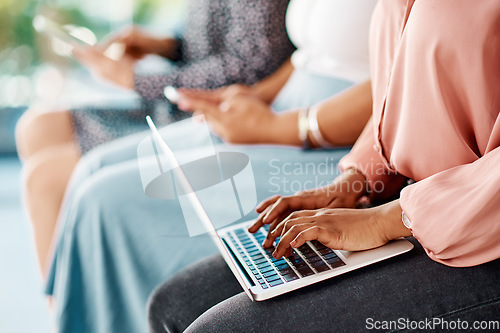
[149,238,500,332]
[67,118,222,192]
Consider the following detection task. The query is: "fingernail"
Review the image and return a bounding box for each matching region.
[290,240,297,247]
[219,101,230,112]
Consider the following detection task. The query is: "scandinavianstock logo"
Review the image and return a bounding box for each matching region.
[137,115,257,237]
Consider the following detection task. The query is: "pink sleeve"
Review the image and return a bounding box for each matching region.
[400,146,500,267]
[339,119,407,202]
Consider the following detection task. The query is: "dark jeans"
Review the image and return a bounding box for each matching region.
[148,238,500,332]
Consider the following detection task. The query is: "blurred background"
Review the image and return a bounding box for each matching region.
[0,0,185,331]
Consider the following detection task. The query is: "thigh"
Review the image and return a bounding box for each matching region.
[151,238,500,332]
[70,117,221,189]
[148,255,243,333]
[48,157,220,332]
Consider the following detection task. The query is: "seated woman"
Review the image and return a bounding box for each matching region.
[45,1,377,332]
[147,1,500,331]
[15,0,294,276]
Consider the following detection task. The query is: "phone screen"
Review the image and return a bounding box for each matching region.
[33,15,96,46]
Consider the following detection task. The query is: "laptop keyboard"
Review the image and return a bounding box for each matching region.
[227,225,345,289]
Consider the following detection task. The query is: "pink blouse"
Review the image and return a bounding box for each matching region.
[339,0,500,267]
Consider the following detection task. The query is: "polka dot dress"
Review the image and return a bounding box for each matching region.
[72,0,294,154]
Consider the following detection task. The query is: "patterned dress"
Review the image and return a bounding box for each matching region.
[71,0,294,153]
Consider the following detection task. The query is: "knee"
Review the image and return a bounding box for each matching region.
[147,283,176,333]
[23,145,79,199]
[15,107,71,160]
[16,108,47,160]
[69,167,140,225]
[23,156,61,201]
[184,296,253,333]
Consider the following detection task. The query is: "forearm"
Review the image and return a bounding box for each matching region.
[314,80,373,146]
[264,81,372,147]
[263,110,302,146]
[151,38,180,60]
[375,200,413,243]
[250,59,294,103]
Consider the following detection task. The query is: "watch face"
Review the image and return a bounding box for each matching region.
[402,212,412,229]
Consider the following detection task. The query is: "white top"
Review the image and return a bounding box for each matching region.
[286,0,377,83]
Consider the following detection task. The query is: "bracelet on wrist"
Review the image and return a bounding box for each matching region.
[307,105,333,148]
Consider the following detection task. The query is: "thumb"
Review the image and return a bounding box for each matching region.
[177,88,223,104]
[72,45,106,67]
[178,97,222,119]
[98,27,131,51]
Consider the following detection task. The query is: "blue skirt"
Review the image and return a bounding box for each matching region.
[46,70,354,333]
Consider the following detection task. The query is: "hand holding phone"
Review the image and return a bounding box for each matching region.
[33,15,95,46]
[33,15,125,60]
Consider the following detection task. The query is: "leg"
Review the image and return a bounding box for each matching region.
[48,157,219,333]
[47,144,350,333]
[22,143,80,274]
[147,256,242,333]
[64,116,222,193]
[149,238,500,332]
[15,107,76,160]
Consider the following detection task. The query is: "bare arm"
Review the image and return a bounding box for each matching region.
[265,80,373,146]
[177,80,373,146]
[250,58,294,103]
[177,58,294,105]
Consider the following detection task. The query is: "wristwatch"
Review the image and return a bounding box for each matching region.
[401,211,412,230]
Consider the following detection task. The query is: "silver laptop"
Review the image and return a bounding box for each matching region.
[146,116,414,301]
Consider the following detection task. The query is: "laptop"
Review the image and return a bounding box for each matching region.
[146,116,414,301]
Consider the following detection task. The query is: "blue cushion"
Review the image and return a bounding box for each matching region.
[0,107,26,154]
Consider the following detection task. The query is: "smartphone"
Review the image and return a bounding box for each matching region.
[33,15,125,60]
[33,15,96,46]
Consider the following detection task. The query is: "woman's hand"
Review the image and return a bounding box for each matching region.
[101,26,178,60]
[250,168,369,247]
[271,200,412,258]
[178,84,258,105]
[177,94,278,144]
[72,45,136,89]
[72,26,179,89]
